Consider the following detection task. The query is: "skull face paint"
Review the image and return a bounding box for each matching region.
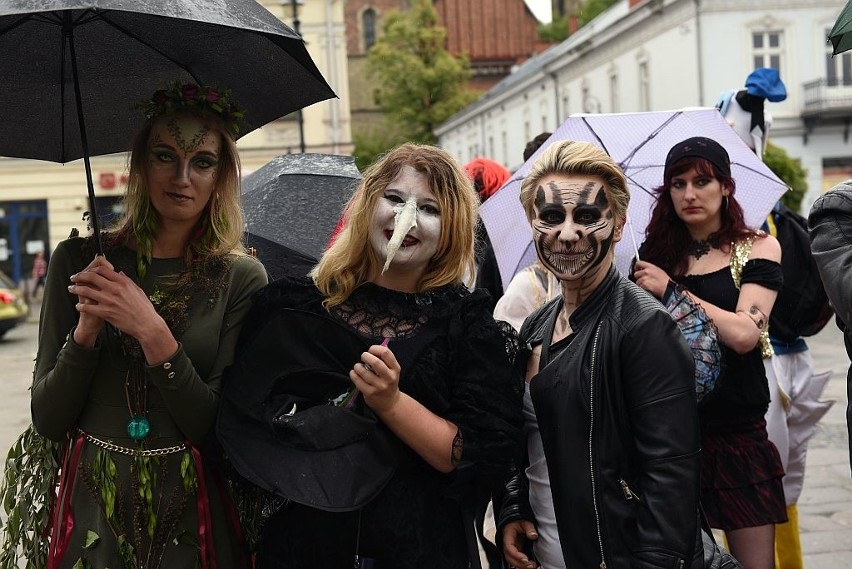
[531,175,620,283]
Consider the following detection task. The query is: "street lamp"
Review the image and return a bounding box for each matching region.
[284,0,306,153]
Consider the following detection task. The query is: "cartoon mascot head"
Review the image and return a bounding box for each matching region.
[715,67,788,160]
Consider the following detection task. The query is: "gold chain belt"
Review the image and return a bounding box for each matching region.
[79,430,188,457]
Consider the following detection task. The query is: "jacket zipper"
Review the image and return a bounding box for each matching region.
[588,323,607,569]
[619,478,641,502]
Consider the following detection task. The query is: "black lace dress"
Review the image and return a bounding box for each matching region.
[236,276,523,569]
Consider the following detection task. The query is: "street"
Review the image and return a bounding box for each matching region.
[0,306,850,565]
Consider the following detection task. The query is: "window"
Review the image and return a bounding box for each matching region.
[638,62,650,112]
[501,130,508,165]
[752,30,783,71]
[363,8,377,51]
[826,28,852,86]
[562,94,570,121]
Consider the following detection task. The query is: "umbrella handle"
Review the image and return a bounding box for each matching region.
[64,11,103,255]
[627,217,640,262]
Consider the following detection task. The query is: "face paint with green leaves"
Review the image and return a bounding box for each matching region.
[166,116,211,154]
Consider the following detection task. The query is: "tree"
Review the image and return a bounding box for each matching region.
[579,0,619,26]
[366,0,478,144]
[537,16,571,43]
[763,141,808,213]
[352,126,406,172]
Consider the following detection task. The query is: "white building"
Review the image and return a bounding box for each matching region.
[435,0,851,213]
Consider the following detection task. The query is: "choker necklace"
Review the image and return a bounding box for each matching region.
[688,236,721,259]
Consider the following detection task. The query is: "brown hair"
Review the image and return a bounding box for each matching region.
[110,110,245,264]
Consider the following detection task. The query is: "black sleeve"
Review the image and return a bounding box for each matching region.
[740,258,783,291]
[809,184,852,328]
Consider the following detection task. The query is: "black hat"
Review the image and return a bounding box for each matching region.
[664,137,731,178]
[217,307,396,512]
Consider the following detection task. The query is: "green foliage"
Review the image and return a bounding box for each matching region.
[0,425,62,569]
[366,0,478,144]
[352,127,407,172]
[579,0,619,26]
[763,141,808,213]
[538,16,571,42]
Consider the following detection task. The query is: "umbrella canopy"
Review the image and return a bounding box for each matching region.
[830,0,852,55]
[0,0,335,162]
[242,153,360,261]
[244,232,317,282]
[480,107,790,285]
[0,0,336,252]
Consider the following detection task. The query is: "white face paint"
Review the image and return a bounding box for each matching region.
[370,165,441,284]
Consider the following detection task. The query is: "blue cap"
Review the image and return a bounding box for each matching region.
[745,68,787,102]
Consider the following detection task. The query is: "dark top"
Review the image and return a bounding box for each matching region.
[809,180,852,472]
[677,259,783,426]
[232,276,523,569]
[31,237,267,568]
[499,267,702,569]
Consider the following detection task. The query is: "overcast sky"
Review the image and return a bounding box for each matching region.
[525,0,552,23]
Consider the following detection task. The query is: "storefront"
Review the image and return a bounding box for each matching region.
[0,200,48,286]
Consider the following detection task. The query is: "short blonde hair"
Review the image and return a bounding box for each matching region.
[520,139,629,221]
[312,143,478,308]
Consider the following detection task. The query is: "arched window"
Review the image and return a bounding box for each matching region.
[363,8,377,51]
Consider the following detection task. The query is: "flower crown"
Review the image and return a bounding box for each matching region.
[135,82,246,137]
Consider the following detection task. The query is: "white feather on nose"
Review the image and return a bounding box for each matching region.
[382,197,418,273]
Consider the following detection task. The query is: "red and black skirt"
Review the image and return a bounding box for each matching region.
[700,419,788,531]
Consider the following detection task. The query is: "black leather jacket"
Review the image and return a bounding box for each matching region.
[498,267,702,568]
[809,181,852,472]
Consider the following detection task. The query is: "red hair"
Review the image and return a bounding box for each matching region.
[642,157,756,276]
[464,157,510,202]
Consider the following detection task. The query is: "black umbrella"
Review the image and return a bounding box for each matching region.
[242,153,360,262]
[244,231,317,281]
[0,0,336,252]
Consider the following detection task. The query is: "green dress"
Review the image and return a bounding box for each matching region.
[31,236,267,569]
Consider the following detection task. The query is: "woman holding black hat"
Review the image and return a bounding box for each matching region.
[218,142,523,569]
[633,136,785,569]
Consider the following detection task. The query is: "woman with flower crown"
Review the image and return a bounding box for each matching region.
[29,83,267,568]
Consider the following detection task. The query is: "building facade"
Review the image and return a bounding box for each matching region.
[345,0,547,134]
[0,0,351,285]
[436,0,850,214]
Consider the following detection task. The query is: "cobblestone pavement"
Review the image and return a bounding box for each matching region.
[1,305,850,565]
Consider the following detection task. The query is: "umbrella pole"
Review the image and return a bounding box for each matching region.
[64,13,104,255]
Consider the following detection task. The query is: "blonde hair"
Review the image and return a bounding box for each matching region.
[312,143,478,308]
[109,110,245,268]
[520,139,630,221]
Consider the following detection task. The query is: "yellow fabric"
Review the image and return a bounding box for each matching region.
[775,504,803,569]
[730,235,774,359]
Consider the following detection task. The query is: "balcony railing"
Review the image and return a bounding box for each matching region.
[802,78,852,117]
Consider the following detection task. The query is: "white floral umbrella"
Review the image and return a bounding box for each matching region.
[480,107,790,286]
